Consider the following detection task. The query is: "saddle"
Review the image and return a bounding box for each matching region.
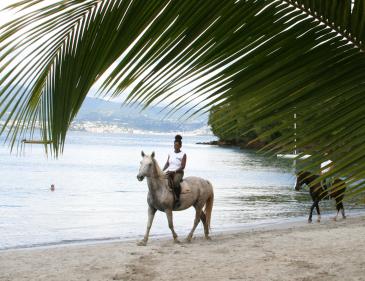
[167,175,190,194]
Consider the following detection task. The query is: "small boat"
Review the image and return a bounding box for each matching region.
[277,154,311,160]
[21,139,53,144]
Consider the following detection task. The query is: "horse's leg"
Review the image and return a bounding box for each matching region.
[334,200,346,221]
[200,212,210,240]
[186,207,202,242]
[165,209,179,243]
[137,206,156,246]
[333,198,340,221]
[333,207,339,221]
[337,191,346,219]
[308,199,319,223]
[315,203,321,223]
[340,186,347,219]
[340,202,346,219]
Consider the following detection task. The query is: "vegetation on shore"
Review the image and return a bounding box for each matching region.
[208,103,290,149]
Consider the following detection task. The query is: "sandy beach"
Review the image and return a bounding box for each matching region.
[1,216,364,281]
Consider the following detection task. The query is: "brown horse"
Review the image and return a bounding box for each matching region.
[295,171,346,223]
[136,151,214,245]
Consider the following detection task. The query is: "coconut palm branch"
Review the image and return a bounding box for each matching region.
[0,0,365,196]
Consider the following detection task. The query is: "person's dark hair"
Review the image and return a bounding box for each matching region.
[174,134,182,145]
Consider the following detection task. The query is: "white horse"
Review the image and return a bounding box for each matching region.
[136,151,214,245]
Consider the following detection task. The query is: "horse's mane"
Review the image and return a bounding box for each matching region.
[298,171,320,184]
[151,158,166,179]
[299,171,311,177]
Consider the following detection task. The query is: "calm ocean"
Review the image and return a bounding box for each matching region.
[0,131,363,250]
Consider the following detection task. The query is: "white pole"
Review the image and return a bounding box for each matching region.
[293,111,297,170]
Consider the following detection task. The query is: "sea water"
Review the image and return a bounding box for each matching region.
[0,132,363,250]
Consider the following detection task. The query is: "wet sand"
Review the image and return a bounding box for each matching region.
[0,215,364,281]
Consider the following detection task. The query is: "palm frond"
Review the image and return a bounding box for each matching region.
[0,0,364,197]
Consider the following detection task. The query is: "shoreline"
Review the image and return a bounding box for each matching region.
[1,215,365,281]
[2,210,365,253]
[196,139,267,150]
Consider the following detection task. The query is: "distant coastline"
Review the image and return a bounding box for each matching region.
[69,120,213,136]
[1,97,210,135]
[74,97,209,133]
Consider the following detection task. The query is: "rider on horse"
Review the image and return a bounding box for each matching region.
[163,135,187,208]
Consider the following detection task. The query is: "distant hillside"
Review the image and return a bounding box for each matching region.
[74,97,208,132]
[0,90,209,133]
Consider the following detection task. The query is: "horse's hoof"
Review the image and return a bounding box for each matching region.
[137,240,147,246]
[308,219,312,223]
[174,239,181,244]
[317,219,321,223]
[185,237,192,243]
[205,236,212,241]
[343,215,347,219]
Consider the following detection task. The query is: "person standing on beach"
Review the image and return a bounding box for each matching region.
[163,135,187,208]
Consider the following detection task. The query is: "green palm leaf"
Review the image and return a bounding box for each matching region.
[0,0,364,197]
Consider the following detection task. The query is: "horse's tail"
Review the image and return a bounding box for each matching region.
[204,182,214,230]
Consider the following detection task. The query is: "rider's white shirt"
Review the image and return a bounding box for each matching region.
[167,150,185,172]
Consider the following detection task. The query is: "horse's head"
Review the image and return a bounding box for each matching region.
[137,151,155,181]
[294,171,311,191]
